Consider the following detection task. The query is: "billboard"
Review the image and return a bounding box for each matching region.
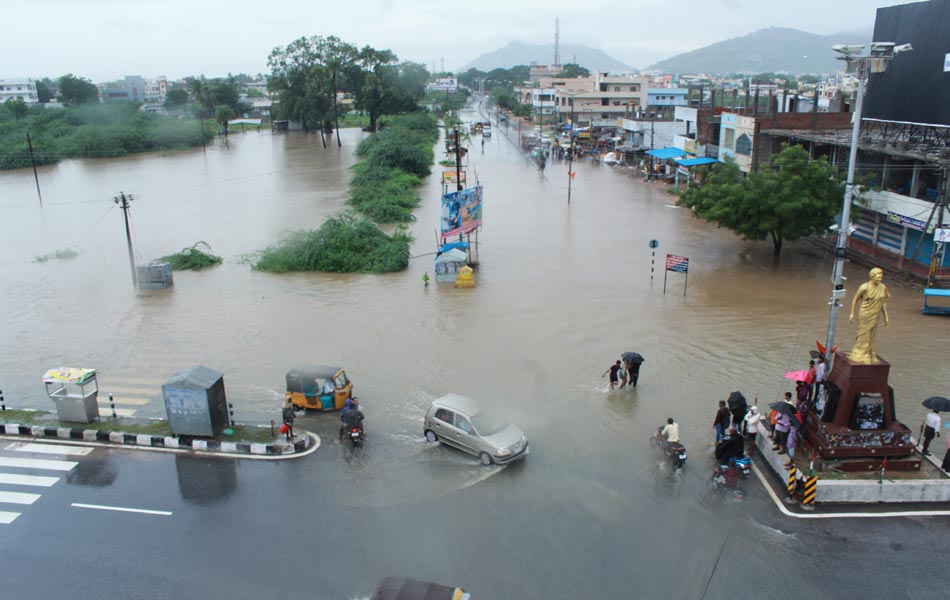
[442,170,466,185]
[864,1,950,125]
[441,185,483,238]
[432,77,458,92]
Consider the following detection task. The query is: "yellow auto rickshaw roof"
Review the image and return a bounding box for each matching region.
[287,364,342,381]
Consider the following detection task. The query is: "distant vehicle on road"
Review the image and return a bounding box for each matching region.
[482,125,492,137]
[423,394,528,465]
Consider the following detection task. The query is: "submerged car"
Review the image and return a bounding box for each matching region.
[423,394,528,465]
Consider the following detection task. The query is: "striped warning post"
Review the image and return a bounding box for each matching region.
[803,475,818,505]
[786,465,798,496]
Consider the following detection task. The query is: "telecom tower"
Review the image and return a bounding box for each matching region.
[554,17,561,66]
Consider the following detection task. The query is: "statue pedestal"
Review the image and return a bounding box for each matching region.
[803,351,919,471]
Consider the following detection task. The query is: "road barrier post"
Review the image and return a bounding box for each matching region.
[803,475,817,505]
[109,393,116,419]
[228,402,235,426]
[787,465,798,497]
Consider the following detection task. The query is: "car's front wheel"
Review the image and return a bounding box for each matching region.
[479,452,494,466]
[425,430,438,443]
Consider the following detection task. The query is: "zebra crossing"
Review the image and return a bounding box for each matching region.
[97,375,167,418]
[0,441,89,524]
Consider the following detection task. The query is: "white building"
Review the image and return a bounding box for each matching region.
[0,78,39,103]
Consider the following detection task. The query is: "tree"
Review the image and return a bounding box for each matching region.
[559,63,590,78]
[315,36,358,146]
[678,144,843,256]
[58,74,98,106]
[164,88,189,108]
[4,97,29,120]
[35,78,54,103]
[215,105,237,136]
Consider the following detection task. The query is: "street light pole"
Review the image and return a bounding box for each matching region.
[568,97,575,205]
[824,43,911,366]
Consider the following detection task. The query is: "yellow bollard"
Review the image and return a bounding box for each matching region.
[787,465,798,496]
[803,475,818,505]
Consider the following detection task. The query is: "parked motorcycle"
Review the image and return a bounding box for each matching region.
[650,429,687,470]
[711,463,745,501]
[729,455,752,480]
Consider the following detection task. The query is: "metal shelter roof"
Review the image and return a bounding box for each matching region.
[674,157,718,166]
[646,147,687,160]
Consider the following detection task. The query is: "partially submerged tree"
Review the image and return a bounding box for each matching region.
[215,105,237,136]
[678,144,843,255]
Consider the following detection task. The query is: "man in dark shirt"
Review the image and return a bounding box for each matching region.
[713,400,730,442]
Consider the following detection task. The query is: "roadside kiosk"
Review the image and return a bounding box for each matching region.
[923,288,950,315]
[43,367,100,423]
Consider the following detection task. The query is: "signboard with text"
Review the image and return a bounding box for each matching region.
[432,77,458,92]
[441,185,483,238]
[442,170,466,185]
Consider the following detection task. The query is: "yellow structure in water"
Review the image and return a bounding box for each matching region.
[455,265,475,288]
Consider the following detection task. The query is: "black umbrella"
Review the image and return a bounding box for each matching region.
[622,352,645,365]
[923,396,950,412]
[809,350,822,360]
[727,391,747,410]
[769,401,798,418]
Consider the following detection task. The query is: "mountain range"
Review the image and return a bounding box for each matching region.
[645,27,873,75]
[457,27,873,77]
[457,41,633,73]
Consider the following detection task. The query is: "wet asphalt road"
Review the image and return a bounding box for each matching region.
[1,424,949,600]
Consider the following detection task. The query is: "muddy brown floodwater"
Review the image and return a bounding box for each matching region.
[2,108,945,436]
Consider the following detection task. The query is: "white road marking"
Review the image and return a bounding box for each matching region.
[753,465,950,519]
[6,442,93,456]
[98,395,151,405]
[0,491,41,505]
[94,407,137,417]
[0,511,21,524]
[71,503,171,516]
[0,473,59,487]
[0,457,78,472]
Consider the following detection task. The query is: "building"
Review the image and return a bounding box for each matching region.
[648,88,688,108]
[0,78,39,103]
[523,74,650,127]
[528,63,563,84]
[100,76,146,102]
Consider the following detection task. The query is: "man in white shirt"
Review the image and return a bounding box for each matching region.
[923,409,941,455]
[661,417,679,445]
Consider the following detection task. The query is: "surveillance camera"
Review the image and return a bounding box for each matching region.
[894,43,913,54]
[870,42,895,52]
[832,44,865,56]
[828,224,839,231]
[848,225,857,235]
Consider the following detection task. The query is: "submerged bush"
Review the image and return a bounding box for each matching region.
[160,242,223,270]
[253,215,412,274]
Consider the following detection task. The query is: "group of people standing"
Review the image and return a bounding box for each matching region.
[602,358,641,390]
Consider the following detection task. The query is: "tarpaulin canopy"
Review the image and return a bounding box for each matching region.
[42,368,96,384]
[645,147,687,160]
[674,157,718,166]
[434,248,467,265]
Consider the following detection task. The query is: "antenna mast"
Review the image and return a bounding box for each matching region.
[554,17,561,66]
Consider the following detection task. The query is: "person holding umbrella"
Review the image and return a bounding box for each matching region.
[727,392,748,432]
[621,352,645,387]
[923,408,941,456]
[769,399,797,454]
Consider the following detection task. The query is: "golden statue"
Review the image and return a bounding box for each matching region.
[455,265,475,288]
[848,267,890,364]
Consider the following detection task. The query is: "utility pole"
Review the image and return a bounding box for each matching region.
[114,192,138,289]
[26,133,43,205]
[454,128,462,192]
[568,97,575,205]
[825,42,912,366]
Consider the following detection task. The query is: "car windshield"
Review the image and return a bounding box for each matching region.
[471,413,508,436]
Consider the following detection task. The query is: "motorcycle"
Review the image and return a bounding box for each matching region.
[729,455,752,480]
[650,429,687,470]
[347,426,364,447]
[711,463,745,502]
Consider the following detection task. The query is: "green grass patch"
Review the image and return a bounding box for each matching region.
[33,248,79,263]
[338,113,370,128]
[0,102,215,170]
[159,241,223,270]
[0,409,50,424]
[253,214,411,273]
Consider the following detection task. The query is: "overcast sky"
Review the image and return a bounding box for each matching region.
[6,0,902,82]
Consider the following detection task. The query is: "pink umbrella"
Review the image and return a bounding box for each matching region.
[783,370,809,382]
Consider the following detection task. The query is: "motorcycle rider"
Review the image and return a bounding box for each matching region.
[659,417,679,450]
[714,427,744,464]
[339,397,365,442]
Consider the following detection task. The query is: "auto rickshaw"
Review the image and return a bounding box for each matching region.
[372,577,470,600]
[285,364,352,411]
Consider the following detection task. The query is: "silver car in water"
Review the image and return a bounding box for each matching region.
[423,394,528,465]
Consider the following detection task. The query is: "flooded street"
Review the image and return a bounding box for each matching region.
[3,105,950,597]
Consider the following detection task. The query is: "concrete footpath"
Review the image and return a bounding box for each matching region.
[1,422,318,459]
[754,428,950,505]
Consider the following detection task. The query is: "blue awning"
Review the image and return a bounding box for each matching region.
[645,147,687,160]
[674,157,718,167]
